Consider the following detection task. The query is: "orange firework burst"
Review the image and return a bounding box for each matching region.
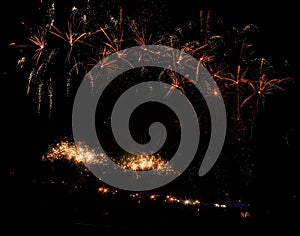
[43,141,177,177]
[42,140,107,166]
[116,154,176,175]
[28,26,47,66]
[49,14,100,66]
[13,23,48,66]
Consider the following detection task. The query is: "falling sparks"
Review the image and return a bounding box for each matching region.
[47,78,53,117]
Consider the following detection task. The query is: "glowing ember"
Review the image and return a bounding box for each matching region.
[116,154,176,174]
[43,141,176,177]
[42,140,107,166]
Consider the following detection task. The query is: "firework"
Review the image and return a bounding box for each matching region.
[28,26,48,66]
[241,58,292,109]
[100,8,124,55]
[14,2,292,119]
[239,57,293,139]
[49,15,90,64]
[43,140,177,180]
[116,154,175,174]
[158,69,186,97]
[42,140,107,166]
[13,2,293,191]
[128,16,163,46]
[12,22,48,67]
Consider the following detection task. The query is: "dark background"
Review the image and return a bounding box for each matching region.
[1,0,298,230]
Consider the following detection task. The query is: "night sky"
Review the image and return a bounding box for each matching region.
[1,0,298,233]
